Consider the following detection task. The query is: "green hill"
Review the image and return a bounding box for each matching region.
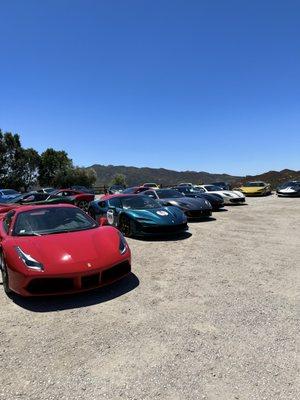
[88,164,300,189]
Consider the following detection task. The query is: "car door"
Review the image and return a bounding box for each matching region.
[107,198,123,227]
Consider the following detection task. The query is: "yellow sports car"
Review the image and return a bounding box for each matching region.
[239,181,272,196]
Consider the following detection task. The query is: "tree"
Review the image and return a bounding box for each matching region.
[38,148,73,186]
[0,131,40,190]
[52,167,97,188]
[111,173,126,186]
[21,148,40,190]
[0,129,97,191]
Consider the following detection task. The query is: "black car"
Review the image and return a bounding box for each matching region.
[0,191,74,206]
[141,189,212,219]
[0,192,49,204]
[172,186,224,210]
[276,181,300,197]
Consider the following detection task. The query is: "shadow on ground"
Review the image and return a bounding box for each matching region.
[9,273,139,312]
[188,217,216,224]
[135,231,192,242]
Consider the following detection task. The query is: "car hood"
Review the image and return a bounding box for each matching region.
[12,226,124,273]
[277,186,298,193]
[240,186,265,193]
[194,193,224,203]
[159,197,211,210]
[211,190,244,198]
[126,206,187,224]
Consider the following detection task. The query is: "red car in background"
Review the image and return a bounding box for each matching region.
[48,189,95,211]
[122,186,148,194]
[0,204,131,296]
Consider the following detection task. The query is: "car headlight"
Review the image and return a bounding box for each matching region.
[119,233,128,255]
[205,200,211,206]
[15,246,44,271]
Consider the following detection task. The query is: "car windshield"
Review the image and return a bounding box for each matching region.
[204,185,222,191]
[279,181,300,189]
[13,207,97,236]
[121,196,160,210]
[243,182,265,187]
[1,189,18,195]
[156,190,182,199]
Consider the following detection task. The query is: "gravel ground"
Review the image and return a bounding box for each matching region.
[0,195,299,400]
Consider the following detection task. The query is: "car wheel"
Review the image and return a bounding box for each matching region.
[77,200,89,211]
[0,250,11,295]
[119,216,134,238]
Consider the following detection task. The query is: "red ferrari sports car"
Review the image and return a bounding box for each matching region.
[0,204,131,296]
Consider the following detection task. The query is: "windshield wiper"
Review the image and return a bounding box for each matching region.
[17,232,42,237]
[46,226,95,235]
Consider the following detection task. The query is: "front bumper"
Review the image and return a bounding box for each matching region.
[185,209,212,218]
[135,222,188,237]
[229,197,246,203]
[241,190,269,196]
[9,259,131,296]
[277,192,300,197]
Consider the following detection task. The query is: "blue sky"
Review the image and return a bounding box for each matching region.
[0,0,299,175]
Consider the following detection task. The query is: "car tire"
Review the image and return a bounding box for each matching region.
[0,250,12,295]
[77,200,89,212]
[119,215,134,238]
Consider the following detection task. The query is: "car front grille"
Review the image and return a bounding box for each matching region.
[26,278,74,294]
[81,273,100,289]
[229,198,245,203]
[101,261,131,284]
[185,210,211,217]
[26,261,131,295]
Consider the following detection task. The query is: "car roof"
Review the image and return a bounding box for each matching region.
[101,193,138,201]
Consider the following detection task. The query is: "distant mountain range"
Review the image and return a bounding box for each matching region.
[88,164,300,188]
[238,169,300,188]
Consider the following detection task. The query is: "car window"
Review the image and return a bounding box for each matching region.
[3,210,15,233]
[108,198,123,208]
[144,190,157,197]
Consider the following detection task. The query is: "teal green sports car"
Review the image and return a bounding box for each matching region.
[88,194,188,237]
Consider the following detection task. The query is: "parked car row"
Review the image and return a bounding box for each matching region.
[87,184,247,238]
[0,179,298,298]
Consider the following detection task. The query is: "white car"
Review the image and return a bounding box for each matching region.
[195,185,246,205]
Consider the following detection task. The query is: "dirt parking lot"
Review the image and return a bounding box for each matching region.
[0,195,299,400]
